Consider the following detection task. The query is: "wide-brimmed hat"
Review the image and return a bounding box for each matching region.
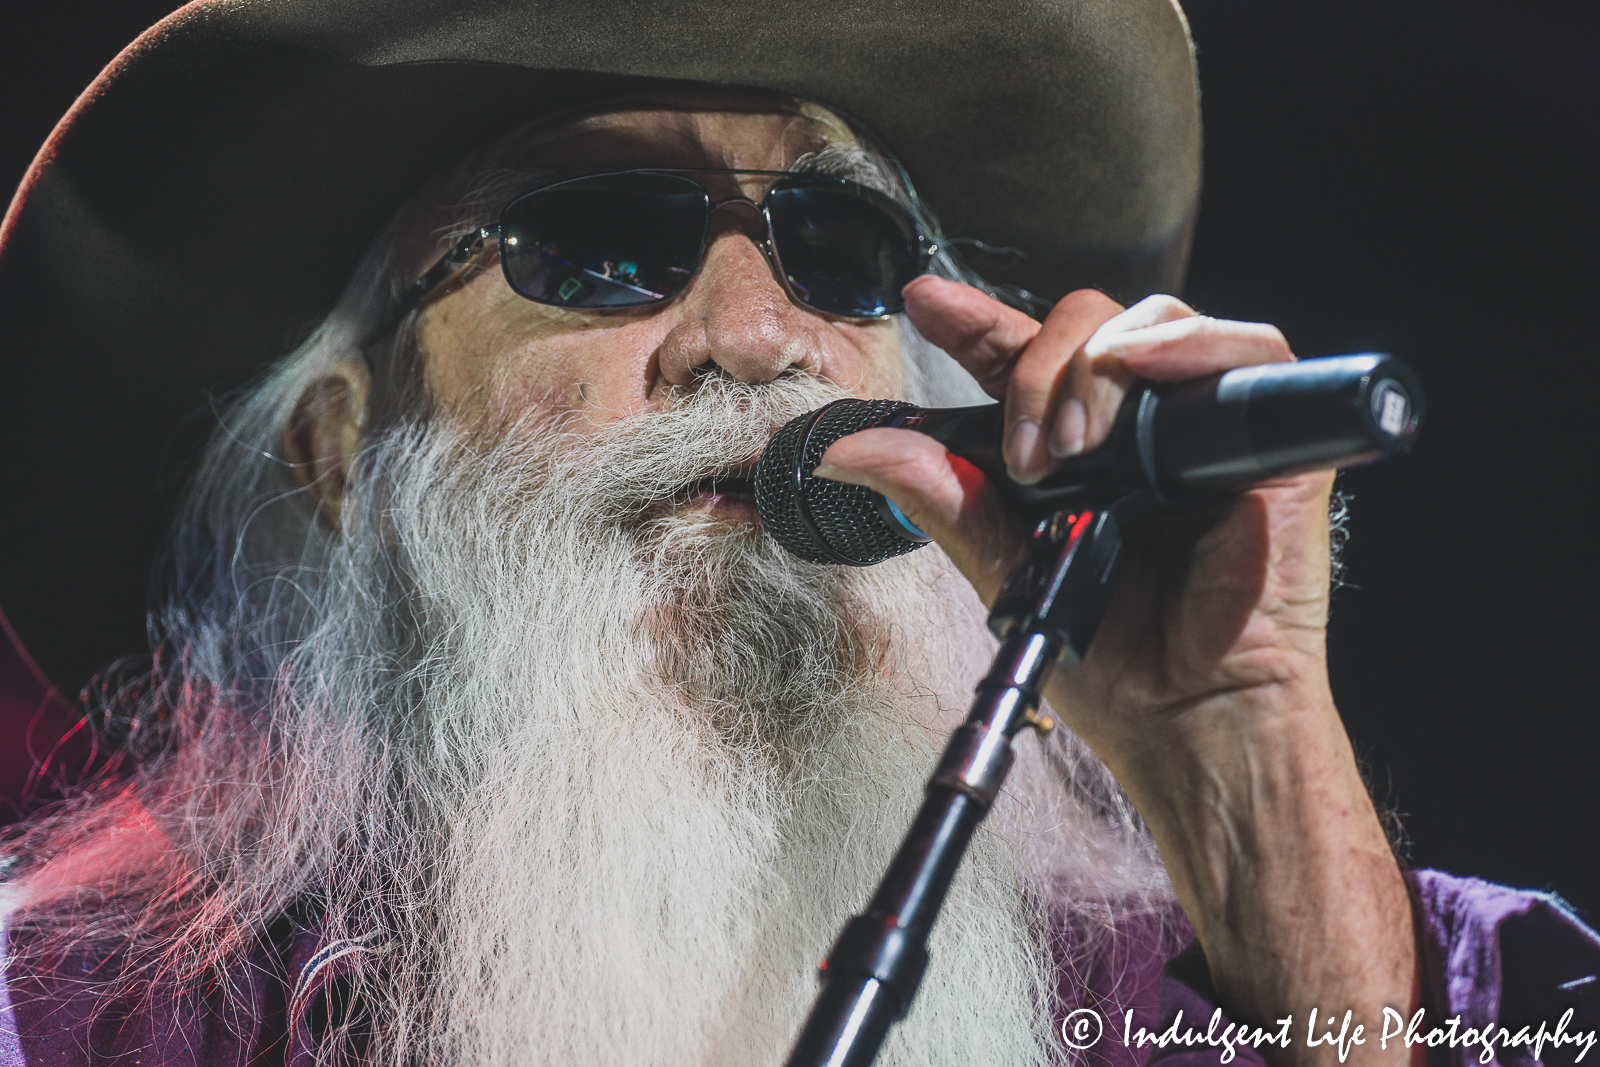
[0,0,1200,697]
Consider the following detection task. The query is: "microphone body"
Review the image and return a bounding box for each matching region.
[755,353,1424,566]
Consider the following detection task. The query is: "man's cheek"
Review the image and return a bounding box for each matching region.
[834,323,905,398]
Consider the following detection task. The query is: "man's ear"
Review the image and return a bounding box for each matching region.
[282,358,372,526]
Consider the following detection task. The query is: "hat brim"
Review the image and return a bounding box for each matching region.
[0,0,1199,695]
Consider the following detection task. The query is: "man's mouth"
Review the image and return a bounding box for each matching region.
[676,464,759,512]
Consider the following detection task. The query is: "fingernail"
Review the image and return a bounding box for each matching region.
[1049,397,1088,457]
[1005,418,1045,483]
[813,464,870,487]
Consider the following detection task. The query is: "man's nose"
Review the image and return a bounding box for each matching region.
[656,217,824,387]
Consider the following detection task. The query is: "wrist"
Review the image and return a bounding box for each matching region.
[1112,679,1392,922]
[1087,680,1415,1061]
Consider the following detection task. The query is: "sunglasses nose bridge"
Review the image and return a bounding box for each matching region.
[701,194,788,283]
[706,195,769,234]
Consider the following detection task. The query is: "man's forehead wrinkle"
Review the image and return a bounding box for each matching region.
[504,119,698,168]
[520,115,853,178]
[421,109,883,256]
[464,95,860,181]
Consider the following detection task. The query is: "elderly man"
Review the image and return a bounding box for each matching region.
[0,2,1594,1066]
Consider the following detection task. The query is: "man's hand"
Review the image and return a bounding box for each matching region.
[814,276,1419,1067]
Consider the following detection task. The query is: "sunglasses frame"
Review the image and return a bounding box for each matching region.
[394,168,937,325]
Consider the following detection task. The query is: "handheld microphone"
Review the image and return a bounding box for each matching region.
[754,353,1424,566]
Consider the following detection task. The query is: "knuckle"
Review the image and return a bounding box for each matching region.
[1209,317,1293,360]
[882,448,948,493]
[1008,357,1066,411]
[1054,288,1123,316]
[1134,293,1195,318]
[1010,373,1057,408]
[1260,323,1294,357]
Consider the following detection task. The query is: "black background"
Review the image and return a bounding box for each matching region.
[4,2,1597,913]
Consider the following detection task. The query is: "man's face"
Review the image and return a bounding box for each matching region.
[407,91,906,521]
[240,100,1068,1065]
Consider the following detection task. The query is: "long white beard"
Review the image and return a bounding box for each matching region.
[12,373,1169,1067]
[328,374,1061,1066]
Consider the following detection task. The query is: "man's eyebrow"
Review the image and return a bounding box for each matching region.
[787,145,902,199]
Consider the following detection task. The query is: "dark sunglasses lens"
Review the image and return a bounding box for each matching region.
[768,184,923,316]
[500,174,707,308]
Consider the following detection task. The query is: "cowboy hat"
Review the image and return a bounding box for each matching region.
[0,0,1199,696]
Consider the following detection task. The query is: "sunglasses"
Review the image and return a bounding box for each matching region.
[396,168,936,324]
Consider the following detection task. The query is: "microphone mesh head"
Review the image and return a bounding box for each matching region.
[755,399,926,566]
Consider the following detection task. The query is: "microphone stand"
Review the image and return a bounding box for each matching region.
[784,493,1149,1067]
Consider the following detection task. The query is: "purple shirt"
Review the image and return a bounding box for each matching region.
[2,870,1596,1066]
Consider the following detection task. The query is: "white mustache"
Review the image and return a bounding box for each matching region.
[525,372,850,522]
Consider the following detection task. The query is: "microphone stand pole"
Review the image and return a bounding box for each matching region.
[784,495,1146,1067]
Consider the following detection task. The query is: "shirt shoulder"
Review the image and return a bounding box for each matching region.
[1410,869,1600,1067]
[1142,870,1600,1067]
